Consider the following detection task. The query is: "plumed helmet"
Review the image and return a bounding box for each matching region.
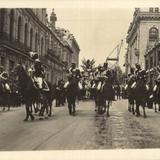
[135,63,141,69]
[71,63,76,67]
[29,52,39,60]
[1,72,8,79]
[35,59,41,63]
[106,70,112,77]
[157,75,160,81]
[0,66,4,72]
[140,69,146,75]
[103,62,108,68]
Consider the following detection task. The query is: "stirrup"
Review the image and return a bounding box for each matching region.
[42,81,50,91]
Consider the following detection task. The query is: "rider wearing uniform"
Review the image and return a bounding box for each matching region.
[0,71,11,93]
[29,52,49,91]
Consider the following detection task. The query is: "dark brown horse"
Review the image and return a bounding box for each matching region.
[0,79,11,111]
[134,74,148,118]
[14,64,54,121]
[95,70,115,116]
[153,80,160,112]
[65,76,79,116]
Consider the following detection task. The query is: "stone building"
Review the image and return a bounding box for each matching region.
[56,28,80,68]
[125,7,160,75]
[145,42,160,84]
[0,8,80,84]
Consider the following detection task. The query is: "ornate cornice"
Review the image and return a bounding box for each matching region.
[127,10,160,43]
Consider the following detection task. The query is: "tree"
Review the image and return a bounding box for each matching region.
[114,65,125,84]
[81,58,96,72]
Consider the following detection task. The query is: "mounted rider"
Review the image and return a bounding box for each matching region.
[65,63,82,89]
[96,62,113,91]
[0,66,11,93]
[135,63,142,79]
[29,52,49,91]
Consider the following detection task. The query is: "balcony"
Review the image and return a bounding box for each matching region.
[47,49,59,60]
[0,32,31,55]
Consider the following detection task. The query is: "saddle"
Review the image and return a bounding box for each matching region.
[32,76,50,91]
[1,82,11,93]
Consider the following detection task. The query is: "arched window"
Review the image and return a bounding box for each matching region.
[35,32,38,51]
[30,28,33,50]
[17,16,22,42]
[1,9,5,35]
[24,23,28,46]
[149,27,159,41]
[10,9,14,40]
[41,37,44,55]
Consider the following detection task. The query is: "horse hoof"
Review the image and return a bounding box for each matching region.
[31,116,35,121]
[23,118,28,121]
[39,117,44,120]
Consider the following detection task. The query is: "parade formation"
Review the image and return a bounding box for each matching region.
[0,53,160,120]
[2,7,160,150]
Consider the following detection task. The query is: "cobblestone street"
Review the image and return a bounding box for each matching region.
[0,99,160,150]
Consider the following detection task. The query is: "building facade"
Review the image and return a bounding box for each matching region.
[145,42,160,84]
[125,7,160,75]
[0,8,80,84]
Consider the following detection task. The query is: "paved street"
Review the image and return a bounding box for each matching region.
[0,99,160,150]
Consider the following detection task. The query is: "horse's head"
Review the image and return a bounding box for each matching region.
[14,64,28,83]
[14,64,24,76]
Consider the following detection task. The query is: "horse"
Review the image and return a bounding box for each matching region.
[14,64,38,121]
[153,80,160,112]
[125,75,136,115]
[14,64,54,121]
[102,76,115,116]
[0,79,11,111]
[95,74,114,116]
[133,73,148,118]
[65,76,79,116]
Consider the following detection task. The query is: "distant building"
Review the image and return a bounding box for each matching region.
[56,28,80,68]
[145,42,160,84]
[0,8,80,84]
[125,7,160,75]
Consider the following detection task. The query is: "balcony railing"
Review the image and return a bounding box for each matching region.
[0,32,31,55]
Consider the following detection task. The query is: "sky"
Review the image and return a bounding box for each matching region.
[47,6,134,70]
[1,0,159,71]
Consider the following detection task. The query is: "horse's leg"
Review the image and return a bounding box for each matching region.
[132,103,135,115]
[7,94,10,111]
[104,100,107,113]
[155,102,157,112]
[158,103,160,111]
[128,99,131,112]
[48,100,52,117]
[24,104,29,121]
[142,100,147,118]
[68,103,72,115]
[28,102,35,121]
[136,102,140,117]
[2,106,5,111]
[72,103,76,116]
[106,101,110,117]
[143,105,147,118]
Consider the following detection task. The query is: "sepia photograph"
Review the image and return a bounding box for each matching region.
[1,0,160,159]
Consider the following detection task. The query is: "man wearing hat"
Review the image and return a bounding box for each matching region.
[135,63,142,79]
[0,71,11,93]
[69,63,76,75]
[29,52,48,91]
